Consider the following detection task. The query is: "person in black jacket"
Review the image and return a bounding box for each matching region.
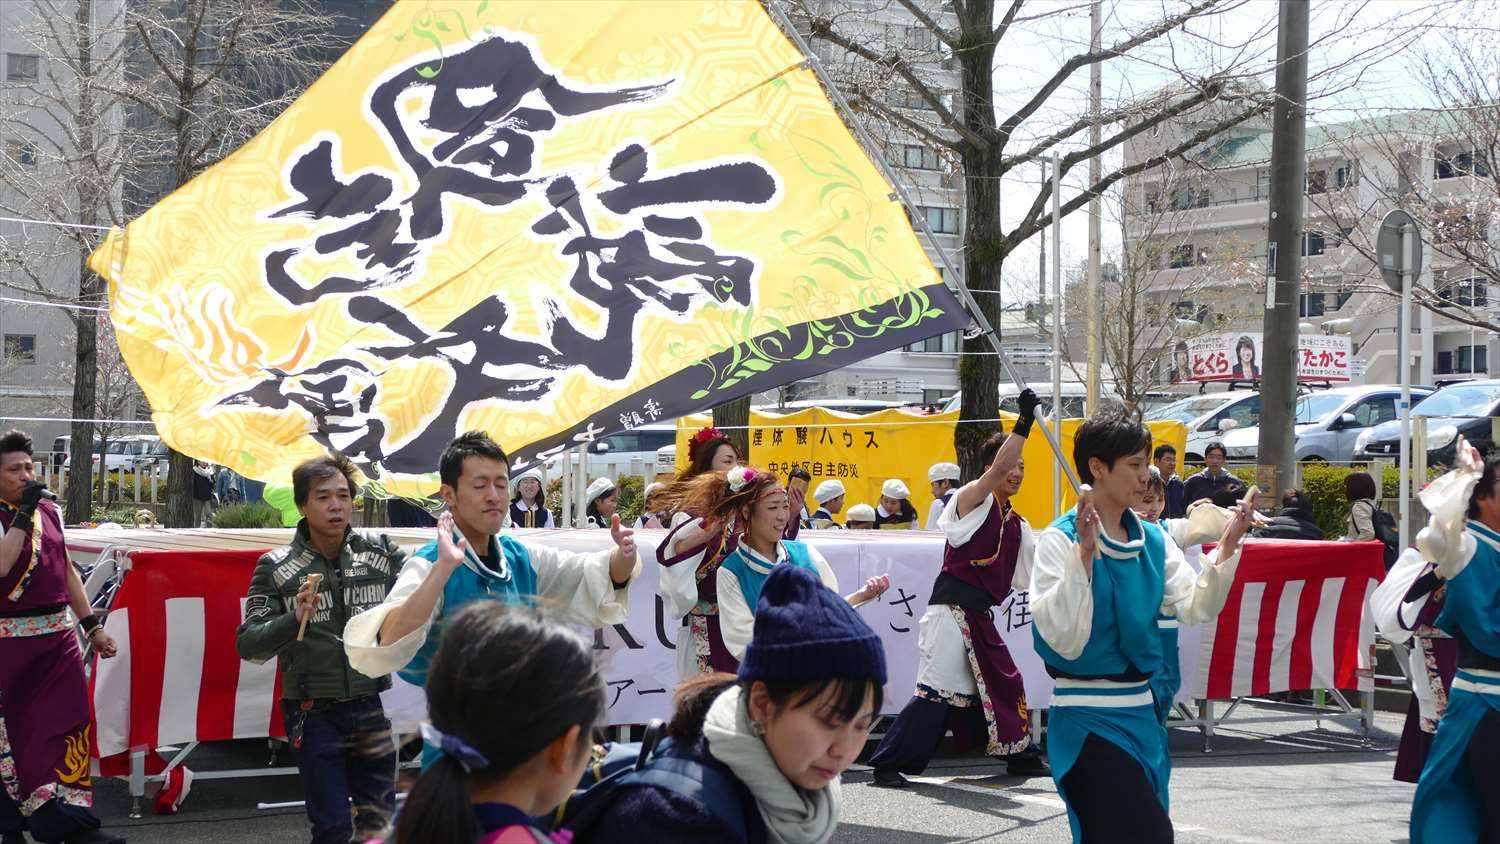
[583,564,887,844]
[1252,488,1324,541]
[1183,442,1238,505]
[1154,444,1186,519]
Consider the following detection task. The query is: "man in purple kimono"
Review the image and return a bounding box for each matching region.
[0,430,123,844]
[871,393,1048,787]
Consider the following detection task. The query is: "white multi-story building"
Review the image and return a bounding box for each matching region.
[1123,97,1498,390]
[772,0,975,408]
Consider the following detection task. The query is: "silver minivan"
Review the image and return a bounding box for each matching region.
[1219,385,1432,463]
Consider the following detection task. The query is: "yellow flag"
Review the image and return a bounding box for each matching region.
[90,1,966,495]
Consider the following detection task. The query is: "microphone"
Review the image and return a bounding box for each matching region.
[37,487,57,501]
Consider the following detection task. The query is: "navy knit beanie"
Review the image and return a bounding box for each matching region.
[738,564,887,687]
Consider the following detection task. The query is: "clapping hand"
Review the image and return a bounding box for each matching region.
[1217,486,1260,560]
[1076,485,1099,577]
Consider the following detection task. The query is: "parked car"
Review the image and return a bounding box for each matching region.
[1143,390,1260,462]
[942,382,1124,421]
[1219,385,1433,463]
[1356,379,1500,468]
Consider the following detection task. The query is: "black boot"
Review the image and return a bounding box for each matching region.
[1003,747,1050,777]
[871,768,911,788]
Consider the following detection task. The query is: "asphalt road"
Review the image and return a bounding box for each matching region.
[81,703,1416,844]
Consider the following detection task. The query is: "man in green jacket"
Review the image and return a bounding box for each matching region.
[235,454,406,844]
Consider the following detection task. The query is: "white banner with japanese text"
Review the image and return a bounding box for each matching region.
[1186,332,1351,383]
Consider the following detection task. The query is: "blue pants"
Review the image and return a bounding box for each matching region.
[280,696,397,844]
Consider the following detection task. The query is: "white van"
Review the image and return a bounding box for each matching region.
[1143,391,1260,463]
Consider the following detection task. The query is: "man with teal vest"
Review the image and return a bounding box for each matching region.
[345,431,641,686]
[1030,412,1255,843]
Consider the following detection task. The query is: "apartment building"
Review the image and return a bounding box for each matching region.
[775,0,973,407]
[1122,98,1496,389]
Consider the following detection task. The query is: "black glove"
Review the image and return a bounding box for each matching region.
[1013,388,1042,438]
[17,480,49,518]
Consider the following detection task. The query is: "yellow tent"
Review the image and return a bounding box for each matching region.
[676,410,1188,528]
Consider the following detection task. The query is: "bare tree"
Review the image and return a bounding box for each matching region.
[1306,31,1500,340]
[786,0,1442,476]
[0,0,129,522]
[111,0,346,526]
[43,317,144,506]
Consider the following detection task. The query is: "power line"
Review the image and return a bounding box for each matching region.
[0,296,108,313]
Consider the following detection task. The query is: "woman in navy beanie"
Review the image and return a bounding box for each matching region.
[582,564,888,844]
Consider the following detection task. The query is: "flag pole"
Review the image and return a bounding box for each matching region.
[765,2,1082,494]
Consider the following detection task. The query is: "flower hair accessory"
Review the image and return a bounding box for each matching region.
[689,426,727,461]
[421,722,490,774]
[726,465,758,493]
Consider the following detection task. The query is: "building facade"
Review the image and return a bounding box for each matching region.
[772,0,970,408]
[1123,96,1497,392]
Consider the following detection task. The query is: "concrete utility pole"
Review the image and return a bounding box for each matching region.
[1085,0,1103,416]
[1256,0,1309,504]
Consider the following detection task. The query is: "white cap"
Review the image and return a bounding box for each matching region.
[514,467,545,485]
[845,503,877,522]
[882,479,911,500]
[928,462,961,483]
[585,477,616,504]
[644,481,664,498]
[812,479,845,503]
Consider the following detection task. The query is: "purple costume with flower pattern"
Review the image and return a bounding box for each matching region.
[0,500,107,840]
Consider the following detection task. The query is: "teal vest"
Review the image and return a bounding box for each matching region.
[1034,508,1167,678]
[398,533,537,688]
[720,540,819,615]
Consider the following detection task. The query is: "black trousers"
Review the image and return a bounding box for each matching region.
[1468,707,1500,844]
[869,696,950,775]
[1060,733,1173,844]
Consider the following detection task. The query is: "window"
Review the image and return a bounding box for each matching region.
[1305,169,1328,195]
[1256,168,1271,200]
[902,25,940,52]
[1168,244,1195,269]
[1209,395,1261,430]
[1437,148,1491,180]
[1335,162,1355,188]
[904,330,959,353]
[893,143,942,171]
[916,205,959,234]
[1350,396,1396,427]
[1441,277,1489,307]
[921,389,949,406]
[1458,344,1489,374]
[1301,230,1325,256]
[5,53,37,82]
[2,334,35,365]
[885,86,934,111]
[1438,351,1454,374]
[5,139,37,167]
[1298,292,1325,317]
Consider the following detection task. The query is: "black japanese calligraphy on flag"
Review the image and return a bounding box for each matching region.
[90,1,968,495]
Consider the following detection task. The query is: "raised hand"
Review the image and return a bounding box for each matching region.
[848,573,891,607]
[436,512,468,572]
[610,514,637,559]
[1456,435,1483,476]
[1218,486,1260,560]
[1076,485,1099,578]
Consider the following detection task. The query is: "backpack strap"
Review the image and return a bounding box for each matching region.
[618,758,757,844]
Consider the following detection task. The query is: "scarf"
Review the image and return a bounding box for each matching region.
[702,685,840,844]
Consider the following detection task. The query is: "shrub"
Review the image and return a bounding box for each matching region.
[1208,463,1442,539]
[213,503,285,529]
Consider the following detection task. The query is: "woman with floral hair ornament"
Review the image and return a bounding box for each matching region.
[655,429,797,680]
[656,466,882,674]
